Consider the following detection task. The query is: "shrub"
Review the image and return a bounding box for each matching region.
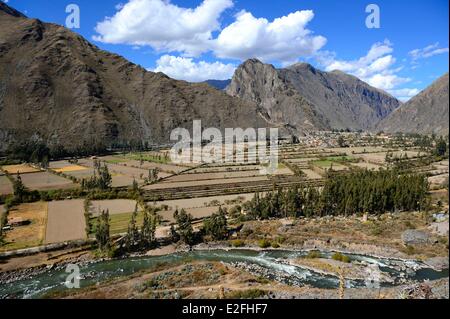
[226,289,266,299]
[271,242,280,249]
[258,239,271,249]
[331,252,351,263]
[231,239,245,247]
[404,245,415,255]
[306,250,322,259]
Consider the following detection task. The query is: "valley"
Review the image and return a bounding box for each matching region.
[0,1,448,301]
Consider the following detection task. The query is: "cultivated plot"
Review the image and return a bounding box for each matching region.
[0,175,13,195]
[151,193,254,211]
[45,200,86,244]
[0,202,47,252]
[144,176,269,190]
[11,172,76,191]
[1,164,40,175]
[90,199,140,216]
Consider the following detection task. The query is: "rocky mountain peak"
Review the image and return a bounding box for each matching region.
[226,59,401,131]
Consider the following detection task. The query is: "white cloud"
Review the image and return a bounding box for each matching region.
[318,40,414,92]
[115,3,125,10]
[154,55,236,82]
[387,88,420,102]
[409,43,449,61]
[93,0,326,64]
[214,10,327,63]
[317,40,420,101]
[93,0,233,56]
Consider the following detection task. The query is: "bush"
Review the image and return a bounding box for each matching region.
[271,242,280,249]
[331,252,351,263]
[258,239,271,248]
[231,239,245,247]
[226,289,266,299]
[306,250,322,259]
[404,245,415,255]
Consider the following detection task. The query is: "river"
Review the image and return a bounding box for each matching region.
[0,249,448,299]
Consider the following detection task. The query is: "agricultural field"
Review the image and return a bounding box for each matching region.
[90,199,140,216]
[350,162,382,171]
[99,212,145,235]
[1,164,40,174]
[45,200,86,244]
[151,193,253,211]
[75,158,180,186]
[301,169,323,180]
[0,202,47,252]
[145,176,269,190]
[0,175,13,195]
[11,172,76,191]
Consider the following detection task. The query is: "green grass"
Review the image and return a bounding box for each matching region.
[125,152,171,164]
[91,212,144,235]
[312,160,334,168]
[105,157,129,164]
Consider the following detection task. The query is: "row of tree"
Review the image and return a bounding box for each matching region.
[3,139,162,166]
[243,169,429,220]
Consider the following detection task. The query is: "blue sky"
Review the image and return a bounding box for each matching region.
[3,0,449,100]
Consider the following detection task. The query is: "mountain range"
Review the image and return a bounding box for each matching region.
[0,2,260,151]
[0,2,448,152]
[225,59,401,132]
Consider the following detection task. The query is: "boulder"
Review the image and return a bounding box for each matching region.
[424,257,449,271]
[401,230,431,245]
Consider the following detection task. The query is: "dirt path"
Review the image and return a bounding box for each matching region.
[45,200,86,244]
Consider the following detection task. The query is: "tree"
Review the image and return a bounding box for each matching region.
[124,204,140,251]
[98,164,112,190]
[0,207,9,245]
[83,198,93,237]
[13,173,27,203]
[173,209,194,245]
[337,136,346,148]
[132,179,139,194]
[95,209,111,252]
[140,209,157,248]
[82,162,112,190]
[148,168,160,183]
[170,225,180,242]
[203,207,228,240]
[435,137,448,157]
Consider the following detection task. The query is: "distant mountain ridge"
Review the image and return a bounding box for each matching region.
[226,59,401,132]
[204,79,231,90]
[376,73,449,136]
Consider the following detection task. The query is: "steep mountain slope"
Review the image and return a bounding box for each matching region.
[0,2,260,150]
[226,59,401,131]
[376,73,449,136]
